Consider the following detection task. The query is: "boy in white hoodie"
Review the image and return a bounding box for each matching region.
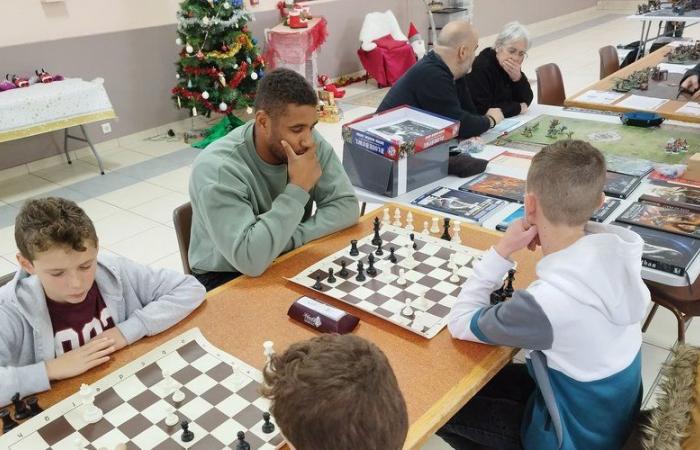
[438,140,650,450]
[0,198,206,406]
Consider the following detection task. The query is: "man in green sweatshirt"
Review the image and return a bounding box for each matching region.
[188,69,360,290]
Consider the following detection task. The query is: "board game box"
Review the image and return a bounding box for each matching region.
[604,154,654,177]
[0,328,285,450]
[605,171,642,199]
[617,201,700,239]
[614,222,700,276]
[458,173,526,203]
[496,207,524,232]
[411,186,506,223]
[640,180,700,212]
[288,222,486,339]
[591,198,622,223]
[488,151,533,171]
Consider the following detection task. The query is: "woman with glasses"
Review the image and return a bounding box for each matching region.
[460,21,533,118]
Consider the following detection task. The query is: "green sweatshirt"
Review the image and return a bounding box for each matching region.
[188,121,360,277]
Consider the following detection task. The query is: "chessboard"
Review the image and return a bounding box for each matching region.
[288,211,485,339]
[0,328,284,450]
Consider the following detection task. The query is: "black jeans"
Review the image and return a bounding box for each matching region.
[437,363,535,450]
[193,271,239,291]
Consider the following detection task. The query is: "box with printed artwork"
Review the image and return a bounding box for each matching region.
[341,106,458,197]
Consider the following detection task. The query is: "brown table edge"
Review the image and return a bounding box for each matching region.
[209,202,514,449]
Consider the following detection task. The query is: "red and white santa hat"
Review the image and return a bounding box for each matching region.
[408,22,422,43]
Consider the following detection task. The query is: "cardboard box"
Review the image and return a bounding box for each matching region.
[341,106,458,197]
[685,153,700,181]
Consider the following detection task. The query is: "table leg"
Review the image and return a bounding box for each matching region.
[64,125,105,175]
[360,201,367,216]
[636,21,648,60]
[63,129,72,165]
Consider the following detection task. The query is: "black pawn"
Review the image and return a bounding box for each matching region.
[389,247,397,263]
[367,254,377,277]
[339,260,349,277]
[0,408,18,433]
[262,411,275,434]
[410,233,418,250]
[349,239,359,256]
[372,218,382,246]
[26,396,42,417]
[356,261,366,282]
[327,268,337,283]
[312,275,323,291]
[12,393,30,421]
[181,420,194,442]
[441,218,451,241]
[504,269,516,298]
[375,240,384,256]
[236,431,251,450]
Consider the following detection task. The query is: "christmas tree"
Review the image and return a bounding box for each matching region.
[172,0,265,118]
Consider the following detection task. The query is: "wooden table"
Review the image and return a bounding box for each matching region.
[34,203,541,449]
[564,45,699,124]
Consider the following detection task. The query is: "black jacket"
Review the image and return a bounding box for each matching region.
[377,51,490,139]
[463,47,533,118]
[682,63,700,83]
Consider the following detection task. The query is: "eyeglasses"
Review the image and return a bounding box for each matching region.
[505,47,528,59]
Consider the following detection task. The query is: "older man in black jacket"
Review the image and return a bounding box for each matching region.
[377,21,504,139]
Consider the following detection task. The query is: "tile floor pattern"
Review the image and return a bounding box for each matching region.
[1,7,699,450]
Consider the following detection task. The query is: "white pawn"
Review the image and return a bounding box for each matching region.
[402,299,414,316]
[449,264,460,283]
[405,212,414,231]
[422,221,430,235]
[430,217,440,233]
[397,268,407,285]
[172,387,185,403]
[79,384,103,424]
[447,253,456,270]
[393,208,402,227]
[263,340,275,363]
[382,208,390,225]
[403,247,414,266]
[164,404,179,426]
[411,311,426,331]
[413,292,429,311]
[452,221,462,244]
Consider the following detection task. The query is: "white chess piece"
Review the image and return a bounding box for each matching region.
[447,253,456,270]
[263,340,275,363]
[402,299,414,316]
[403,247,414,266]
[165,404,179,426]
[449,264,460,283]
[413,292,430,311]
[393,208,402,227]
[162,369,177,395]
[397,268,407,285]
[79,384,103,424]
[411,311,426,331]
[422,221,430,235]
[382,208,390,225]
[405,212,414,231]
[172,387,185,403]
[452,221,462,244]
[430,217,440,233]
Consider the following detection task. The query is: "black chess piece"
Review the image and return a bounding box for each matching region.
[349,239,359,256]
[11,393,30,421]
[26,396,42,417]
[367,254,377,277]
[355,260,366,282]
[327,268,337,283]
[312,275,323,291]
[504,269,516,298]
[181,420,194,442]
[235,431,251,450]
[339,260,349,277]
[490,285,506,305]
[372,217,382,246]
[375,239,384,256]
[389,247,397,263]
[0,407,19,433]
[410,233,418,250]
[441,217,452,241]
[262,411,275,434]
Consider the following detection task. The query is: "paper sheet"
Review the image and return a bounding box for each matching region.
[615,95,669,111]
[657,63,697,74]
[492,117,526,134]
[575,90,626,104]
[676,101,700,116]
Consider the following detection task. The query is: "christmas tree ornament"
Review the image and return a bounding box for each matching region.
[221,43,229,52]
[251,72,258,80]
[192,106,198,116]
[187,79,193,88]
[175,72,180,79]
[186,44,194,53]
[234,63,239,69]
[176,37,183,45]
[196,50,205,60]
[218,72,227,86]
[246,57,251,64]
[208,0,214,5]
[177,96,182,108]
[202,16,210,26]
[202,91,210,99]
[223,1,230,9]
[246,106,253,114]
[219,102,228,111]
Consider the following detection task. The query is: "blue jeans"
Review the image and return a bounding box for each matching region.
[437,363,535,450]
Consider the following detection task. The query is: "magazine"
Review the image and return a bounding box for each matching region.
[640,180,700,213]
[411,186,506,223]
[616,201,700,239]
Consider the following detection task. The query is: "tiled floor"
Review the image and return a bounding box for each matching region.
[1,6,699,450]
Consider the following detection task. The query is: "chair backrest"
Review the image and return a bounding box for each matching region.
[172,202,193,275]
[535,63,566,107]
[599,45,620,79]
[359,10,407,46]
[0,271,15,287]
